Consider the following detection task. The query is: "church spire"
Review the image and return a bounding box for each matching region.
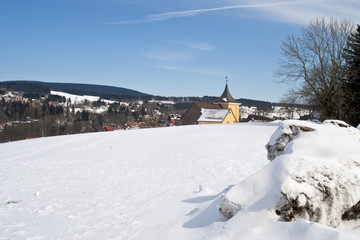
[216,77,239,103]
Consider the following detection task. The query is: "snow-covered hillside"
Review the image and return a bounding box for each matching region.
[50,90,124,105]
[50,90,128,114]
[1,123,359,239]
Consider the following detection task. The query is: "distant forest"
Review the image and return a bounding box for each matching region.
[0,81,152,100]
[0,80,287,108]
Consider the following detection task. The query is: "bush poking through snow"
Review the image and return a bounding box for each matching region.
[219,120,360,228]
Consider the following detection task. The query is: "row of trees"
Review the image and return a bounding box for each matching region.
[0,97,181,142]
[0,101,66,122]
[0,100,126,142]
[277,18,360,127]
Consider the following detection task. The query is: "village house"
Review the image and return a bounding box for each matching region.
[180,102,221,125]
[105,125,114,131]
[180,82,241,125]
[125,122,150,130]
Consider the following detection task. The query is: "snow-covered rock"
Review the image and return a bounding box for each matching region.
[323,119,353,128]
[219,120,360,228]
[265,121,315,161]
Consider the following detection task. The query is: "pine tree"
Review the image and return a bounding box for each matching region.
[343,24,360,126]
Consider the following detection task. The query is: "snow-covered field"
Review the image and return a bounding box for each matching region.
[50,90,126,114]
[1,123,359,239]
[50,90,118,105]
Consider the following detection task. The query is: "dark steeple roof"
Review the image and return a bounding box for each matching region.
[215,83,239,103]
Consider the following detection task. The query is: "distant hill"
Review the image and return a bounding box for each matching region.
[0,80,152,99]
[0,81,50,95]
[175,96,277,108]
[0,80,284,107]
[238,98,274,108]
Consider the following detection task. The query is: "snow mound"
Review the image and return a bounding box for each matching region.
[219,120,360,228]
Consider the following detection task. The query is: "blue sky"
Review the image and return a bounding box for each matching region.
[1,0,359,102]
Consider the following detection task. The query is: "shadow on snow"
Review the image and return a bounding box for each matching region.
[182,185,233,228]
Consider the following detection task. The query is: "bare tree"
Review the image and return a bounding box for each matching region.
[276,17,354,120]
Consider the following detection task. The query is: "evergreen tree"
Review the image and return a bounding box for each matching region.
[66,103,70,117]
[343,24,360,126]
[49,105,56,115]
[81,110,90,121]
[55,105,64,115]
[108,105,114,114]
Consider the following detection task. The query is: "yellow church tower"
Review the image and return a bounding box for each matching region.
[213,81,241,123]
[197,79,241,124]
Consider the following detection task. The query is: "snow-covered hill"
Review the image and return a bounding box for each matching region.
[1,123,359,239]
[50,90,122,106]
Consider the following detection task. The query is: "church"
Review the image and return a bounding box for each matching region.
[180,82,241,125]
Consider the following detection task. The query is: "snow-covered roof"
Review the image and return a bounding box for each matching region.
[197,108,230,122]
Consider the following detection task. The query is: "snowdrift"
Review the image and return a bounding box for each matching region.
[219,120,360,228]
